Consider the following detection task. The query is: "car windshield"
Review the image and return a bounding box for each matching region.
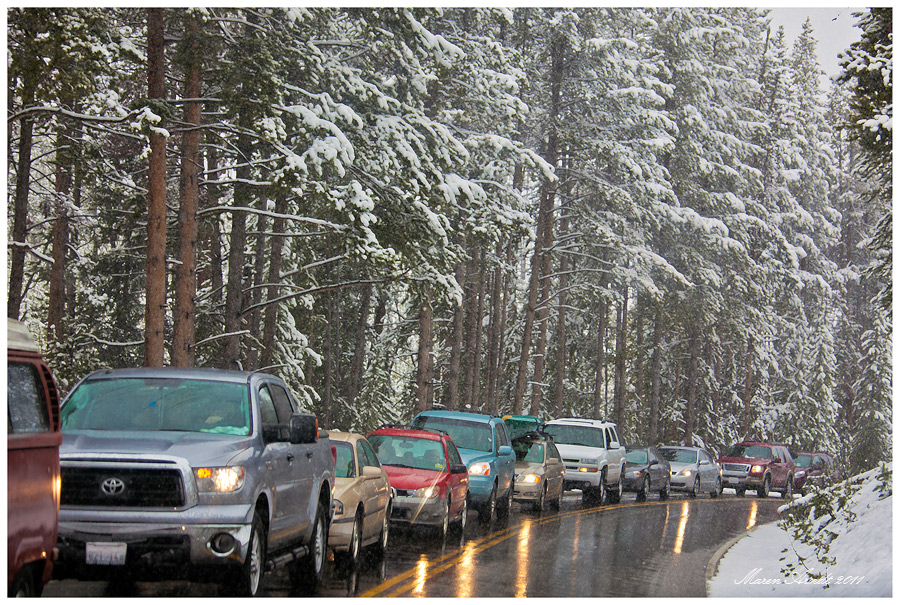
[334,442,356,478]
[626,449,648,464]
[60,377,251,435]
[504,417,541,440]
[543,424,605,448]
[727,444,772,459]
[793,454,812,468]
[411,416,493,452]
[512,440,544,463]
[661,448,698,464]
[368,434,446,471]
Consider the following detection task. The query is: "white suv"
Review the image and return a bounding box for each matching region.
[543,418,626,505]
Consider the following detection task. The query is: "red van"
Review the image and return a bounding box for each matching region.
[7,319,61,596]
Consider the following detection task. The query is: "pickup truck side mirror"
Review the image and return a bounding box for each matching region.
[609,441,620,450]
[289,413,318,445]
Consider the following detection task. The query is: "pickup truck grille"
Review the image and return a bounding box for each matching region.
[723,463,751,473]
[62,466,185,508]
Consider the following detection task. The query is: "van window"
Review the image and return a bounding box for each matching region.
[8,362,50,434]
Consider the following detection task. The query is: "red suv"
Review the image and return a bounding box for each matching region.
[791,451,842,495]
[7,319,62,596]
[718,442,795,499]
[367,425,469,539]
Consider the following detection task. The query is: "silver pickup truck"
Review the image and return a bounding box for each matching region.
[53,367,335,596]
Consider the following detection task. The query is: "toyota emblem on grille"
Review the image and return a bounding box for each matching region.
[101,477,125,496]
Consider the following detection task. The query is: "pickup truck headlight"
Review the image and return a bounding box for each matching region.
[468,462,492,476]
[195,466,245,493]
[414,486,440,499]
[750,465,765,474]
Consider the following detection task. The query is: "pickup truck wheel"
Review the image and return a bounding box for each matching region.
[757,475,770,498]
[290,502,326,592]
[478,485,496,523]
[782,476,793,499]
[735,487,746,497]
[223,511,266,597]
[608,471,623,504]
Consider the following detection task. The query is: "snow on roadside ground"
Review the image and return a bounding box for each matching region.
[709,465,892,597]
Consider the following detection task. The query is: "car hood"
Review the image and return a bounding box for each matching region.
[554,443,604,460]
[718,456,769,466]
[456,448,497,466]
[667,461,696,472]
[382,465,445,491]
[515,461,544,474]
[61,429,256,467]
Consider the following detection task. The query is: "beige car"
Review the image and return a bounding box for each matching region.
[328,432,393,567]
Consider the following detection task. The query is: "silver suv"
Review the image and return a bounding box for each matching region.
[543,418,626,505]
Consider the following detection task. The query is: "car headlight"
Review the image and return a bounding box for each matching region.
[414,486,440,499]
[632,470,643,477]
[195,466,245,493]
[681,469,692,476]
[520,474,541,484]
[333,499,344,515]
[750,465,765,474]
[796,470,806,478]
[469,462,491,476]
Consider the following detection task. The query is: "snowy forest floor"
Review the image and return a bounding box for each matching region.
[708,465,892,597]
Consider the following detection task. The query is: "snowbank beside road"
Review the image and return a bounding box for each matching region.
[708,466,892,597]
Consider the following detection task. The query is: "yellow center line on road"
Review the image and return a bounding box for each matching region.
[361,499,665,598]
[362,497,768,597]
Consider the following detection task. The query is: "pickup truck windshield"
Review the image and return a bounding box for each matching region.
[543,425,605,449]
[727,444,772,459]
[60,377,251,435]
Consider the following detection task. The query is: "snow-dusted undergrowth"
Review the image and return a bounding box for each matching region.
[709,465,892,597]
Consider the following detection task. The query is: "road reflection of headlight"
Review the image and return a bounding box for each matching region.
[747,500,758,530]
[413,553,429,595]
[516,517,533,597]
[674,501,689,554]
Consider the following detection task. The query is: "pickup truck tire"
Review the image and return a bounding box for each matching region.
[290,502,326,592]
[757,475,770,498]
[782,476,793,499]
[222,511,266,597]
[608,471,623,504]
[9,565,40,597]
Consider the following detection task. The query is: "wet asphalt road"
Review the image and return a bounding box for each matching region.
[43,489,784,598]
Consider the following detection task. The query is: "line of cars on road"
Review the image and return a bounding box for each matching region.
[7,317,842,597]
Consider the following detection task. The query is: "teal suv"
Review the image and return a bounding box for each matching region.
[411,410,515,522]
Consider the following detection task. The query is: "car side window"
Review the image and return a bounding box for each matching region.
[359,439,381,468]
[604,428,613,448]
[611,427,620,445]
[356,441,370,471]
[496,423,510,448]
[8,362,49,434]
[447,440,463,466]
[258,386,279,427]
[548,443,561,461]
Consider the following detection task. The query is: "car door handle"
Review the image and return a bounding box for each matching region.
[287,454,295,462]
[306,451,314,459]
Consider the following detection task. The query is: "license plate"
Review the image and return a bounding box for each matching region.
[86,542,127,565]
[727,477,739,484]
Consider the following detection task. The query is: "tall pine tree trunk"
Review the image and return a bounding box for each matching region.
[48,109,74,342]
[613,286,629,428]
[346,283,372,407]
[648,303,663,445]
[415,284,434,414]
[592,296,608,419]
[442,261,465,410]
[684,325,700,447]
[173,15,201,367]
[144,7,168,367]
[552,210,571,417]
[260,195,287,370]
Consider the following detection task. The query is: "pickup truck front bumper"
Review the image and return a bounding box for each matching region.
[54,504,254,580]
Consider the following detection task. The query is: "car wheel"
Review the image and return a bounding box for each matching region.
[690,476,700,498]
[757,475,770,498]
[290,500,327,592]
[224,510,266,596]
[372,501,390,557]
[550,483,562,510]
[534,482,547,512]
[479,485,496,523]
[440,498,450,540]
[337,510,362,568]
[498,480,514,519]
[710,476,721,498]
[453,493,468,534]
[783,476,793,499]
[637,475,650,502]
[9,566,39,598]
[659,479,670,500]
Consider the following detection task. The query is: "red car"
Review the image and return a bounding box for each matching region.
[367,425,469,539]
[718,441,795,498]
[792,451,842,495]
[7,319,62,596]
